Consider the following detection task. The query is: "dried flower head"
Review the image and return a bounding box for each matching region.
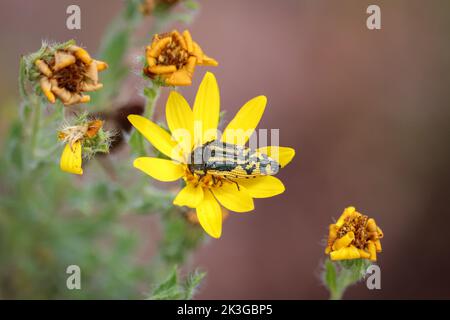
[58,114,114,175]
[325,207,383,261]
[31,42,108,105]
[140,0,181,15]
[144,30,218,86]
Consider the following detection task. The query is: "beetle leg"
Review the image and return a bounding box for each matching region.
[224,176,240,191]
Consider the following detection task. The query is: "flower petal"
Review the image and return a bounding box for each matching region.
[60,142,83,175]
[166,91,194,155]
[221,96,267,145]
[173,183,204,208]
[196,190,223,238]
[256,146,295,168]
[133,157,184,182]
[193,72,220,145]
[236,176,285,198]
[212,182,254,213]
[128,114,184,162]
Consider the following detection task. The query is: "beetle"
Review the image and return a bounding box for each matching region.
[188,140,280,189]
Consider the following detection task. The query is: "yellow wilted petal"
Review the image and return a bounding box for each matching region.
[256,146,295,168]
[39,77,55,103]
[236,176,285,198]
[173,184,204,208]
[166,91,194,155]
[330,246,360,261]
[69,46,93,65]
[148,65,177,74]
[336,206,356,227]
[53,51,76,71]
[165,69,192,86]
[60,142,83,175]
[196,190,223,238]
[133,157,184,182]
[211,182,254,213]
[332,231,355,251]
[368,241,377,261]
[182,30,194,53]
[221,96,267,145]
[128,115,184,162]
[193,72,220,145]
[200,55,219,67]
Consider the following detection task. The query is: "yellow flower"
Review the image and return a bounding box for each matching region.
[58,119,106,175]
[325,206,384,261]
[144,30,218,86]
[35,45,108,105]
[128,72,295,238]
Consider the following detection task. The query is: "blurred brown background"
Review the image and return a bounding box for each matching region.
[1,0,449,299]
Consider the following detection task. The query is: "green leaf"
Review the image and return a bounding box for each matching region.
[323,259,337,295]
[150,267,183,300]
[183,269,206,300]
[149,267,206,300]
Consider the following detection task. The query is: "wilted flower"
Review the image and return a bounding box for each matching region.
[325,206,383,261]
[144,30,218,86]
[58,115,113,175]
[128,72,295,238]
[33,43,107,105]
[139,0,181,15]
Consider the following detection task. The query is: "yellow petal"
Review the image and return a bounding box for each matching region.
[182,30,194,53]
[368,241,377,261]
[375,239,382,252]
[192,42,204,64]
[69,45,93,65]
[148,65,177,74]
[221,95,267,145]
[173,184,204,208]
[50,79,72,103]
[127,115,184,162]
[332,231,355,251]
[171,30,187,50]
[366,218,377,232]
[256,146,295,168]
[95,60,108,71]
[60,142,83,175]
[211,182,254,213]
[149,37,171,58]
[193,72,220,145]
[184,56,197,75]
[39,77,55,103]
[166,91,194,155]
[236,176,285,198]
[35,59,52,77]
[133,157,184,182]
[196,190,223,238]
[165,69,192,86]
[53,51,76,71]
[335,206,356,227]
[199,55,219,67]
[330,246,360,261]
[358,249,371,259]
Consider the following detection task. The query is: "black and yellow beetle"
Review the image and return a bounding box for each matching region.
[188,140,280,188]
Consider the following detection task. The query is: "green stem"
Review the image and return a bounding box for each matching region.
[30,97,41,158]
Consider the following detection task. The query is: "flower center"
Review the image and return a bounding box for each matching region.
[184,167,225,189]
[51,57,87,93]
[158,39,189,69]
[337,214,369,249]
